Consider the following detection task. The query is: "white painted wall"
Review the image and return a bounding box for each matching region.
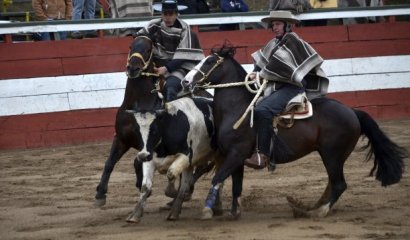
[1,55,409,116]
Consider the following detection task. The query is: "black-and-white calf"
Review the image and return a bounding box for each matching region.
[126,97,223,222]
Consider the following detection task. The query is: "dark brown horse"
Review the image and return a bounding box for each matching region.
[182,45,407,219]
[95,36,162,207]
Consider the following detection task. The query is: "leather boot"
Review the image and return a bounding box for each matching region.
[244,152,269,169]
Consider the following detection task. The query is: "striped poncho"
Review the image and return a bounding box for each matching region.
[136,18,205,72]
[252,32,329,98]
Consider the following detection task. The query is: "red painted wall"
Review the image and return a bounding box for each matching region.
[2,23,410,80]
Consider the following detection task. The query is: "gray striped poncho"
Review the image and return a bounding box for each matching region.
[252,32,329,98]
[136,18,204,79]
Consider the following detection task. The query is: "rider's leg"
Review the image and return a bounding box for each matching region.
[243,108,272,169]
[163,76,182,102]
[244,84,302,169]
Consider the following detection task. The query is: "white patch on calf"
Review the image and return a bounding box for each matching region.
[133,112,156,155]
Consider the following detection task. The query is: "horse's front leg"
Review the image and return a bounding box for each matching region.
[126,160,155,223]
[95,137,129,207]
[229,164,244,219]
[201,152,244,220]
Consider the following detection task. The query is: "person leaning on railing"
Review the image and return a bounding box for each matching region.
[71,0,98,39]
[32,0,72,41]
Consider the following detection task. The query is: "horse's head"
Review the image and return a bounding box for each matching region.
[182,44,236,91]
[126,36,154,79]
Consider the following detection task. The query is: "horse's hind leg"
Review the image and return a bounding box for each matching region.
[95,137,129,207]
[228,164,244,219]
[288,150,352,218]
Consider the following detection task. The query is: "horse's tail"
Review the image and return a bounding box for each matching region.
[353,109,407,186]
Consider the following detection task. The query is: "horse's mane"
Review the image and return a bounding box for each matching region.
[210,40,247,76]
[211,40,236,58]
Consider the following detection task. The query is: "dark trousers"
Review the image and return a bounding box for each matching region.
[163,76,182,102]
[254,83,302,155]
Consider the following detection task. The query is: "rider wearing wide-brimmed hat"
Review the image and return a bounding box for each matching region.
[135,0,205,102]
[244,10,329,170]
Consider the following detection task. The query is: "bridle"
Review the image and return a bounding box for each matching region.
[190,52,268,130]
[126,36,159,78]
[194,54,225,85]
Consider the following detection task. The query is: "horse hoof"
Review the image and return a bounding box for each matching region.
[159,201,173,211]
[201,207,213,220]
[225,210,241,220]
[166,213,179,221]
[212,208,224,216]
[94,198,106,208]
[286,196,310,211]
[290,205,309,218]
[126,215,141,223]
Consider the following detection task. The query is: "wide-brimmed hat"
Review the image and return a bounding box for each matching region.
[261,10,300,24]
[153,0,188,12]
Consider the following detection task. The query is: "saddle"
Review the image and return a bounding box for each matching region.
[273,92,313,129]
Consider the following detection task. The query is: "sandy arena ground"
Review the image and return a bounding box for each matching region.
[0,120,409,240]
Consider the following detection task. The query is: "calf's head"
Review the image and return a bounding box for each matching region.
[134,110,164,161]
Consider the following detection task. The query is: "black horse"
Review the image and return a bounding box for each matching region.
[95,36,163,207]
[182,45,407,219]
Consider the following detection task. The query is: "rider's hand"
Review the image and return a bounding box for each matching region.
[154,66,167,76]
[249,72,256,80]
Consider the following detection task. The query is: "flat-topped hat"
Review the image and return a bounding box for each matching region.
[261,10,300,24]
[153,0,188,12]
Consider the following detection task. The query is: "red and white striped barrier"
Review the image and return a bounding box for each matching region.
[1,22,409,150]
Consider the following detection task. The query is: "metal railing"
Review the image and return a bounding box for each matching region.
[0,5,409,35]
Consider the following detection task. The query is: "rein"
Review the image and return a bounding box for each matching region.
[196,54,224,85]
[194,55,268,129]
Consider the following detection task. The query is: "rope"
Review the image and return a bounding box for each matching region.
[197,78,259,89]
[141,72,159,77]
[233,79,267,130]
[195,72,267,130]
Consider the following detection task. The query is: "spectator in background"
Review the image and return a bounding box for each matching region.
[219,0,248,31]
[302,0,330,26]
[338,0,385,24]
[109,0,153,37]
[178,0,210,14]
[71,0,97,39]
[32,0,72,41]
